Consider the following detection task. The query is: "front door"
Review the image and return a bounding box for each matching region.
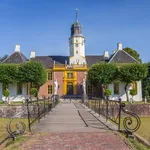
[67,82,73,95]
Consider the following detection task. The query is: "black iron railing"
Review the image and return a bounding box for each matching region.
[26,95,59,132]
[84,97,141,134]
[0,95,59,145]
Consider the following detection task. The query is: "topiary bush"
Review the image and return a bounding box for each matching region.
[3,89,10,97]
[130,89,137,97]
[104,89,112,99]
[30,88,38,97]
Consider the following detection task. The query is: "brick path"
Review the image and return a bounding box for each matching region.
[21,103,131,150]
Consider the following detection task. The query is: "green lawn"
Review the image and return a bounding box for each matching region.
[0,118,29,142]
[119,117,150,142]
[136,117,150,142]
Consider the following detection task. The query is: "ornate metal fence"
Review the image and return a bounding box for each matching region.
[85,97,141,134]
[27,95,59,132]
[0,95,59,145]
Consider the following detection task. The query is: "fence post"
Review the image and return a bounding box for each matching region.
[95,98,96,112]
[99,98,100,117]
[106,97,109,122]
[118,98,122,131]
[26,99,31,132]
[44,99,46,117]
[37,98,40,123]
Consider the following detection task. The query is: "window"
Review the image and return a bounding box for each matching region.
[67,73,73,79]
[76,40,78,43]
[75,44,78,47]
[75,29,78,34]
[132,82,137,93]
[88,85,93,95]
[17,83,22,95]
[47,72,52,80]
[113,82,119,95]
[48,85,52,94]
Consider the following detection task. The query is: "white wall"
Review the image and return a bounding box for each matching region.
[2,82,27,102]
[108,81,142,101]
[69,36,86,65]
[0,83,2,100]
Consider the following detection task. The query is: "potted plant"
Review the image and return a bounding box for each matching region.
[104,89,112,100]
[30,88,38,100]
[3,89,10,104]
[130,89,137,104]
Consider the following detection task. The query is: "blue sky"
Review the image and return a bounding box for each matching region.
[0,0,150,62]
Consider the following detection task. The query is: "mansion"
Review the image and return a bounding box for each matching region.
[0,12,142,101]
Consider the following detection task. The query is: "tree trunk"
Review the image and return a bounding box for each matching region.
[124,83,129,101]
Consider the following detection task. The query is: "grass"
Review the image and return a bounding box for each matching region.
[129,138,150,150]
[3,135,29,150]
[117,117,150,143]
[0,118,29,142]
[135,117,150,142]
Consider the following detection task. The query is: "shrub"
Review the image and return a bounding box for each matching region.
[130,89,137,97]
[104,89,112,98]
[3,89,10,97]
[30,88,38,97]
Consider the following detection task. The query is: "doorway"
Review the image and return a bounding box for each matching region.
[67,82,73,95]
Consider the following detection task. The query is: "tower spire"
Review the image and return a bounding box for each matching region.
[76,8,78,22]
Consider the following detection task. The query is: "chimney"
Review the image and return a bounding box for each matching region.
[15,44,20,52]
[104,51,109,59]
[30,51,35,58]
[117,42,122,50]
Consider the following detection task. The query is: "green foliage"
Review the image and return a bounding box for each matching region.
[30,88,38,97]
[0,64,18,86]
[88,63,118,86]
[0,55,8,63]
[123,47,141,62]
[130,89,137,97]
[3,89,10,97]
[142,62,150,101]
[118,63,148,83]
[104,89,112,97]
[17,61,47,87]
[118,63,148,101]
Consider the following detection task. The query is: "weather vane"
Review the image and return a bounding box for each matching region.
[76,8,78,21]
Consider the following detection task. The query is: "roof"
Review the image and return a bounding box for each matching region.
[109,50,139,63]
[2,52,28,64]
[31,56,69,69]
[31,55,104,69]
[86,55,104,67]
[50,56,69,64]
[31,56,54,69]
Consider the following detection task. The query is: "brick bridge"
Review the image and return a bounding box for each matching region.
[22,102,132,150]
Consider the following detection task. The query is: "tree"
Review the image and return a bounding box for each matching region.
[118,63,148,101]
[142,62,150,101]
[123,47,141,62]
[0,64,18,88]
[17,61,47,96]
[0,55,8,63]
[88,63,118,96]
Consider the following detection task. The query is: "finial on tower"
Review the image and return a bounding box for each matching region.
[76,8,78,22]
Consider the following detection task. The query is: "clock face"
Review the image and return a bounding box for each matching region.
[75,29,78,34]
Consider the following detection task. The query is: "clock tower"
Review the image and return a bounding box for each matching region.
[69,9,86,65]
